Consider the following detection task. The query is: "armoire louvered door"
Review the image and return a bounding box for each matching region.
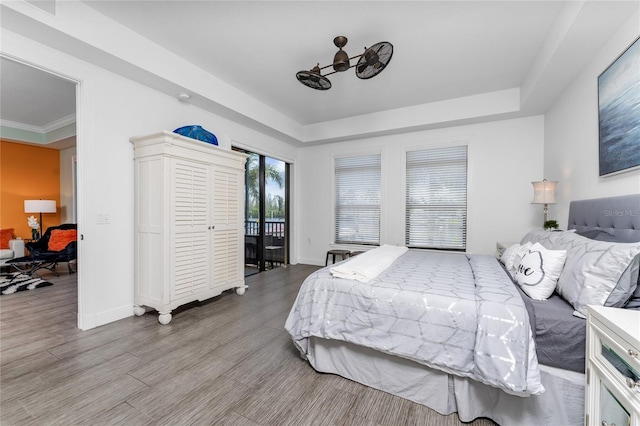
[131,131,247,325]
[211,166,243,291]
[171,159,210,300]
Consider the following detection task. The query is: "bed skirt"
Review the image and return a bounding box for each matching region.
[307,337,584,426]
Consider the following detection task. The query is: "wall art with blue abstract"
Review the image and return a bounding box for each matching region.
[598,36,640,177]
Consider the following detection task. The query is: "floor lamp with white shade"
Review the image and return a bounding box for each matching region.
[24,199,57,239]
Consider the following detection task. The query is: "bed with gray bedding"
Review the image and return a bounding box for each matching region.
[285,194,640,425]
[287,251,544,396]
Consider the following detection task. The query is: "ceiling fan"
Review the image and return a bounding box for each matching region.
[296,36,394,90]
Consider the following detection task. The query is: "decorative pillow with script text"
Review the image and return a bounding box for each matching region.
[515,242,566,300]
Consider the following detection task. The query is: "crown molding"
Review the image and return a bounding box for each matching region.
[42,114,76,133]
[0,119,42,133]
[0,114,76,134]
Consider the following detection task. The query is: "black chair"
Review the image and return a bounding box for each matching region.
[269,236,285,265]
[8,224,77,276]
[245,235,258,266]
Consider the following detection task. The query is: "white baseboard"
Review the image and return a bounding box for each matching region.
[96,305,134,327]
[296,257,325,266]
[77,313,96,330]
[79,305,133,330]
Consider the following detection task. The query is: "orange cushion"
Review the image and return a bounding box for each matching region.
[48,229,77,251]
[0,228,14,249]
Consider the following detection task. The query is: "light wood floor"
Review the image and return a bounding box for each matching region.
[1,264,496,425]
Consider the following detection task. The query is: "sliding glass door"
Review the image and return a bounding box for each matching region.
[236,149,289,275]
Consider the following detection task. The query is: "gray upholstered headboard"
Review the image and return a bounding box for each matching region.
[567,194,640,243]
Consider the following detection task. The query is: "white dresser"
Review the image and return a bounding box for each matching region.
[586,305,640,426]
[130,131,247,324]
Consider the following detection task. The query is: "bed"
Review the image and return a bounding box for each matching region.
[285,194,640,425]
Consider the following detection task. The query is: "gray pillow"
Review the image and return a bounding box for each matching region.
[571,229,640,309]
[520,230,640,315]
[624,270,640,310]
[593,231,620,243]
[576,229,618,242]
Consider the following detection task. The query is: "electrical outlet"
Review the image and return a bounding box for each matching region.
[96,213,111,225]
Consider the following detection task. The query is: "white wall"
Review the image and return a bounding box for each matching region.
[295,116,545,264]
[544,12,640,229]
[2,29,297,329]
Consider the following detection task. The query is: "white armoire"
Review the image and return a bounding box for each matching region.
[130,131,247,324]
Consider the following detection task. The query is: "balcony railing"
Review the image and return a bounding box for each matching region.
[244,220,285,238]
[244,220,286,267]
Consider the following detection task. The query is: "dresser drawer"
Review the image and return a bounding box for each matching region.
[586,306,640,426]
[591,320,640,398]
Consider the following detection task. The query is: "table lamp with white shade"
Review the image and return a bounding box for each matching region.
[531,180,557,227]
[24,199,57,239]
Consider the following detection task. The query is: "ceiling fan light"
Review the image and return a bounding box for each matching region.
[333,49,350,72]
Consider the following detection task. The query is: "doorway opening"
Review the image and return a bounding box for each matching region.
[234,149,289,276]
[0,56,79,325]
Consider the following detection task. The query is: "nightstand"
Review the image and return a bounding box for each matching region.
[586,305,640,426]
[495,241,518,259]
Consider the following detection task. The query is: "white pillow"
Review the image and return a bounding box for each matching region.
[500,242,532,278]
[515,243,567,300]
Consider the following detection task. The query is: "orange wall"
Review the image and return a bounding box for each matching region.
[0,140,61,239]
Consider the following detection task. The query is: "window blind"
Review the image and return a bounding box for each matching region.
[406,145,467,250]
[335,154,381,245]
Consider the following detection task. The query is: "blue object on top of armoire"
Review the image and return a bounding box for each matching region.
[173,125,218,145]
